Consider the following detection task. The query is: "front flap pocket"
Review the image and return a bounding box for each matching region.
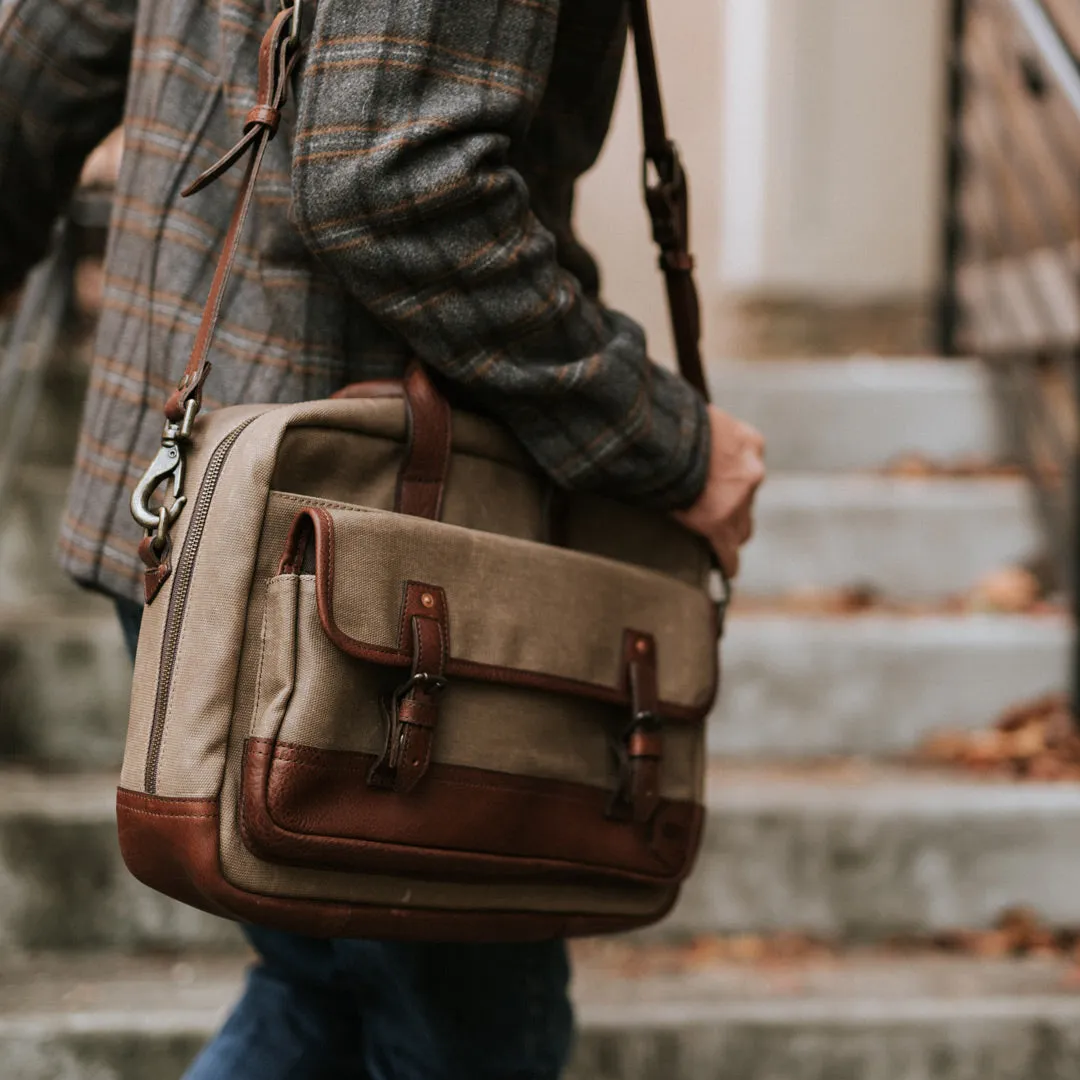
[241,503,714,887]
[281,504,718,716]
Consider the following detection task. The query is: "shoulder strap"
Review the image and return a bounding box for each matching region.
[133,0,708,551]
[164,0,707,429]
[629,0,708,401]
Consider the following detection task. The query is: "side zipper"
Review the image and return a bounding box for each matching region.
[144,416,261,793]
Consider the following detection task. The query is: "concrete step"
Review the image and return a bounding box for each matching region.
[3,952,1080,1079]
[741,474,1041,599]
[0,608,130,768]
[3,468,1040,606]
[0,771,241,953]
[714,613,1067,757]
[666,762,1080,941]
[708,357,1006,472]
[5,765,1080,951]
[2,607,1063,769]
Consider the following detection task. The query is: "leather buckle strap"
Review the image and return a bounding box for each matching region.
[610,631,664,824]
[629,0,708,401]
[368,584,450,794]
[643,142,691,271]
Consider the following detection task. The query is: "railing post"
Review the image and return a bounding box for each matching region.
[1073,352,1080,720]
[938,0,968,356]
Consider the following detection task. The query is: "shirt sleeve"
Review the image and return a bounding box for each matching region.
[0,0,134,297]
[291,0,709,510]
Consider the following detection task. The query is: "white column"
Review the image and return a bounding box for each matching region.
[578,0,949,362]
[720,0,948,300]
[576,0,725,365]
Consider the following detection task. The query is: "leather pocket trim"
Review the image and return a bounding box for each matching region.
[239,738,702,886]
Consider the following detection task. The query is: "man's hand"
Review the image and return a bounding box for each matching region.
[673,405,766,579]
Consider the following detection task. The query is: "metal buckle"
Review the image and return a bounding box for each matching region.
[129,398,198,531]
[624,709,662,742]
[393,672,449,708]
[643,141,686,252]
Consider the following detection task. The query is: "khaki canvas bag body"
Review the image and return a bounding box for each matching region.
[118,0,725,941]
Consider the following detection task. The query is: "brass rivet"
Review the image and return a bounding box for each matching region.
[635,637,650,654]
[421,593,435,608]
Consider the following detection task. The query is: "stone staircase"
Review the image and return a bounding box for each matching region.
[3,354,1080,1079]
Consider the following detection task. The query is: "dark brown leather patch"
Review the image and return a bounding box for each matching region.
[116,786,678,941]
[240,738,701,885]
[138,534,172,604]
[368,583,449,794]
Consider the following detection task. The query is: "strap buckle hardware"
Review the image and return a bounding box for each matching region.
[643,140,687,255]
[392,672,449,709]
[627,708,662,736]
[129,398,198,534]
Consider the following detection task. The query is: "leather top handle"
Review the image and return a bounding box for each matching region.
[332,363,452,519]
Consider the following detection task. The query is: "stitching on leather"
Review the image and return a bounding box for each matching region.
[244,744,688,881]
[259,743,630,808]
[118,805,216,820]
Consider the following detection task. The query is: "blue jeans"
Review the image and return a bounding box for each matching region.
[116,600,573,1080]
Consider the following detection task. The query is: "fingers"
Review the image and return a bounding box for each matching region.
[716,542,740,581]
[670,405,767,579]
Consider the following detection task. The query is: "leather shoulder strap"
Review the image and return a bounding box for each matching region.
[132,0,711,573]
[165,0,706,425]
[629,0,709,402]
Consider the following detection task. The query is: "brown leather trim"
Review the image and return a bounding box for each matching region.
[239,739,701,885]
[117,787,681,941]
[138,533,173,604]
[330,380,405,400]
[617,630,663,824]
[165,8,298,423]
[116,789,232,919]
[279,507,712,723]
[329,367,452,521]
[368,583,449,793]
[395,363,452,520]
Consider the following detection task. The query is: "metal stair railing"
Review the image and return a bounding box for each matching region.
[940,0,1080,714]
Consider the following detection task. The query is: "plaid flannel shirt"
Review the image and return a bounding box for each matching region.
[0,0,709,604]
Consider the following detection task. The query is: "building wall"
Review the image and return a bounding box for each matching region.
[576,0,948,361]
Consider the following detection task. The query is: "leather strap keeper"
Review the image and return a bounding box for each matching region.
[369,583,450,794]
[613,630,664,824]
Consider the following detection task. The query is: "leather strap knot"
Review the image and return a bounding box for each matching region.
[245,104,281,136]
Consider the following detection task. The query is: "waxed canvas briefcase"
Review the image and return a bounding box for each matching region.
[117,0,724,941]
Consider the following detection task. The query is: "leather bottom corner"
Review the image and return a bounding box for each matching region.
[116,787,232,920]
[115,786,681,943]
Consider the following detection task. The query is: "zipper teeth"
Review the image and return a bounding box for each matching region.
[145,417,259,793]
